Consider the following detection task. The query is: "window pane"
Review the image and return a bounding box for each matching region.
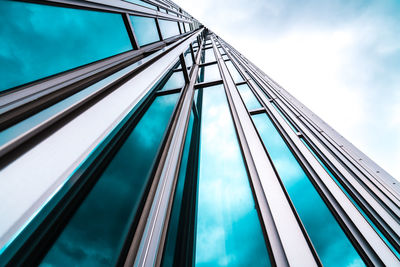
[124,0,156,9]
[252,113,364,267]
[236,84,262,110]
[40,93,179,266]
[161,71,185,91]
[130,15,160,46]
[300,138,400,259]
[159,19,180,39]
[0,1,132,92]
[226,61,244,83]
[198,64,220,83]
[203,48,215,63]
[185,23,190,32]
[184,50,193,68]
[195,84,271,266]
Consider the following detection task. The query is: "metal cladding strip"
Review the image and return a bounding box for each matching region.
[228,45,400,240]
[258,71,400,206]
[243,54,400,220]
[43,0,194,22]
[225,43,400,265]
[224,41,400,216]
[234,48,400,204]
[227,42,400,240]
[211,37,318,266]
[133,63,198,267]
[0,28,204,252]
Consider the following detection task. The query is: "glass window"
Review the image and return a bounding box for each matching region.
[130,15,160,46]
[125,0,156,9]
[222,54,229,60]
[179,22,184,33]
[252,113,364,267]
[0,1,132,92]
[184,50,193,68]
[203,48,215,63]
[159,19,180,39]
[198,64,220,83]
[195,84,271,266]
[226,61,244,83]
[40,93,179,266]
[185,23,190,32]
[236,83,262,110]
[300,138,400,259]
[161,71,185,91]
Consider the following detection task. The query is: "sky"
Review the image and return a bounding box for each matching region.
[174,0,400,180]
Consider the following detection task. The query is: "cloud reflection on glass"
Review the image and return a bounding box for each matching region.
[195,85,271,267]
[0,1,132,92]
[40,93,179,266]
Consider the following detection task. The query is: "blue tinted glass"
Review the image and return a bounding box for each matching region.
[184,51,193,68]
[124,0,156,9]
[252,113,364,267]
[236,83,262,110]
[130,15,160,46]
[160,71,185,91]
[225,61,244,83]
[203,48,215,63]
[0,1,132,92]
[162,111,195,266]
[159,19,180,39]
[198,64,220,83]
[300,138,400,259]
[40,93,179,266]
[195,85,271,266]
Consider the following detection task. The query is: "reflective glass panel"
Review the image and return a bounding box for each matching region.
[161,71,185,91]
[125,0,156,9]
[184,51,193,68]
[195,84,271,267]
[198,64,220,83]
[225,61,244,83]
[252,113,364,267]
[41,93,179,266]
[185,23,190,32]
[236,83,262,110]
[159,19,180,39]
[300,138,400,259]
[130,15,160,46]
[0,1,132,92]
[203,49,215,63]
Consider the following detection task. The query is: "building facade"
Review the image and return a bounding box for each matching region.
[0,0,399,266]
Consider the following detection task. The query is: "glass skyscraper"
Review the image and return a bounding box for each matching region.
[0,0,399,266]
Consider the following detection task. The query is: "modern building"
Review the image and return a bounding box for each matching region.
[0,0,399,266]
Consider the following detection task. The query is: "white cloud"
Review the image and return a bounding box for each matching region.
[175,0,400,179]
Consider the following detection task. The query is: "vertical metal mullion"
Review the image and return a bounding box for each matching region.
[122,13,140,50]
[179,54,189,84]
[210,35,319,267]
[155,18,163,41]
[132,35,203,267]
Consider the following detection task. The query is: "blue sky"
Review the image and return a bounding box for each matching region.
[175,0,400,179]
